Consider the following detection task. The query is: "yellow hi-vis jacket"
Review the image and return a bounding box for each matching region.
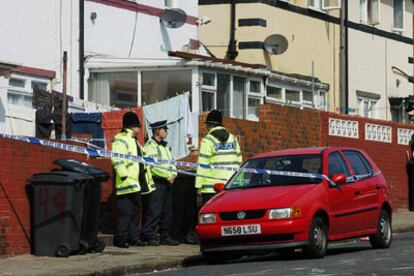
[111,129,155,196]
[195,126,242,193]
[144,138,177,181]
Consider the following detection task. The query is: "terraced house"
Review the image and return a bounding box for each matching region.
[199,0,414,122]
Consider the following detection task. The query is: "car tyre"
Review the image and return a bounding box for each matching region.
[203,251,229,264]
[369,209,392,249]
[304,216,328,258]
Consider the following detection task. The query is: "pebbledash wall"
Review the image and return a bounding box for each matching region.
[0,103,413,257]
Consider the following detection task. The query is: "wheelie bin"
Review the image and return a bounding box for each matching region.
[53,159,110,253]
[29,171,93,257]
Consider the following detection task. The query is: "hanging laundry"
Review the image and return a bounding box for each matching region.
[71,112,105,148]
[143,92,195,160]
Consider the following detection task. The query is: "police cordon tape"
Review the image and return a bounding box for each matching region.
[0,133,380,185]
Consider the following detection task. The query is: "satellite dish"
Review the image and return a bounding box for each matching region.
[160,8,187,29]
[264,34,289,55]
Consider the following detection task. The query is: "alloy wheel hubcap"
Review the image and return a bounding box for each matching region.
[380,217,391,243]
[314,225,326,250]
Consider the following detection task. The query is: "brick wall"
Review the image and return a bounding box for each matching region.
[1,103,413,257]
[0,138,114,257]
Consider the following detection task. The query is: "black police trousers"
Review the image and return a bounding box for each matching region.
[115,191,142,244]
[142,179,173,241]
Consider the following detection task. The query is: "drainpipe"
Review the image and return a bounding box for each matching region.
[225,0,238,60]
[339,0,349,114]
[79,0,85,100]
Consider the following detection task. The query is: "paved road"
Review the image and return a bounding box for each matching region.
[146,232,414,276]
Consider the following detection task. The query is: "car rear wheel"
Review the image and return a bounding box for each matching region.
[369,209,392,249]
[304,216,328,258]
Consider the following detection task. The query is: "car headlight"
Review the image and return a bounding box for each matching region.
[199,213,216,224]
[268,207,301,220]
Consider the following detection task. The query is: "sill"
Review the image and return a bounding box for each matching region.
[392,28,404,34]
[308,7,326,14]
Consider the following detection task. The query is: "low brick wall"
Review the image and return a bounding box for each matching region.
[0,103,413,257]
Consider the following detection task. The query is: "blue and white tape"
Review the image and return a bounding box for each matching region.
[0,133,380,184]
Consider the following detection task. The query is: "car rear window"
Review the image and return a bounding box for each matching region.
[342,150,373,176]
[228,154,322,189]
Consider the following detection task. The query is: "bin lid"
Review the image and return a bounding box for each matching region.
[29,171,94,185]
[53,159,110,181]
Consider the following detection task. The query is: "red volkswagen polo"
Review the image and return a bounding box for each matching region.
[196,147,392,263]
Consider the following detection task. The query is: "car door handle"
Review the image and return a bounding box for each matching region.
[354,190,361,196]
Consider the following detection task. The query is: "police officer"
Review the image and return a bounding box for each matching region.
[111,112,155,248]
[195,110,242,205]
[142,120,180,246]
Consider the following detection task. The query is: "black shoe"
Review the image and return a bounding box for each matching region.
[146,239,160,246]
[129,240,146,246]
[113,241,129,248]
[160,237,179,246]
[186,231,198,245]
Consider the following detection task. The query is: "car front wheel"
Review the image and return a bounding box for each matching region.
[369,209,392,249]
[304,216,328,258]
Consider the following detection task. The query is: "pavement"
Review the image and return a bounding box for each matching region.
[1,209,414,276]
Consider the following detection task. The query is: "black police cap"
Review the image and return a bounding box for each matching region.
[149,120,169,129]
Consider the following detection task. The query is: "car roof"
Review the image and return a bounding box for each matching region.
[252,147,362,159]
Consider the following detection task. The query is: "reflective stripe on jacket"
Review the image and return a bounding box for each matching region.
[144,138,177,181]
[195,126,242,193]
[111,129,155,196]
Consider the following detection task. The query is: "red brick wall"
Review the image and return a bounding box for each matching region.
[0,138,114,257]
[1,103,413,257]
[196,104,413,210]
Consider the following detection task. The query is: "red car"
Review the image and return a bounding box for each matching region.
[196,147,392,263]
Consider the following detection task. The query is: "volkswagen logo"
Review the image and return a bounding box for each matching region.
[237,211,246,220]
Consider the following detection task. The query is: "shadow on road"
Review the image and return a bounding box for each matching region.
[182,244,373,267]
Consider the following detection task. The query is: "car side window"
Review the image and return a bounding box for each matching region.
[328,151,351,177]
[342,150,372,176]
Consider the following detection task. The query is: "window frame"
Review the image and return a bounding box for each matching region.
[357,96,378,119]
[393,0,405,32]
[342,150,373,177]
[360,0,380,26]
[7,74,50,108]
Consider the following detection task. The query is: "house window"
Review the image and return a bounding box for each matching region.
[7,76,50,108]
[217,74,231,116]
[267,85,283,101]
[309,0,322,9]
[202,72,215,87]
[199,71,264,121]
[393,0,404,30]
[233,76,246,119]
[247,98,260,121]
[302,90,314,108]
[89,72,137,108]
[247,78,263,121]
[201,91,215,112]
[360,0,380,25]
[142,70,191,106]
[164,0,174,8]
[286,89,300,104]
[358,97,377,118]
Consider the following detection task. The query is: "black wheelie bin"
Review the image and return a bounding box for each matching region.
[53,159,110,253]
[29,171,93,257]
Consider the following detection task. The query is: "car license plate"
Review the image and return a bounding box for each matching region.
[221,224,261,236]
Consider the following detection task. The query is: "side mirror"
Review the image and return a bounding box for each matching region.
[213,183,225,193]
[331,173,347,184]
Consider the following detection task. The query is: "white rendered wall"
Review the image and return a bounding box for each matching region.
[0,0,198,99]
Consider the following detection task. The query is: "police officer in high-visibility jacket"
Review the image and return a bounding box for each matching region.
[111,112,155,248]
[195,110,242,205]
[142,120,180,246]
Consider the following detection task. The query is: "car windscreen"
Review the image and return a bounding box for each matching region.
[227,154,323,189]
